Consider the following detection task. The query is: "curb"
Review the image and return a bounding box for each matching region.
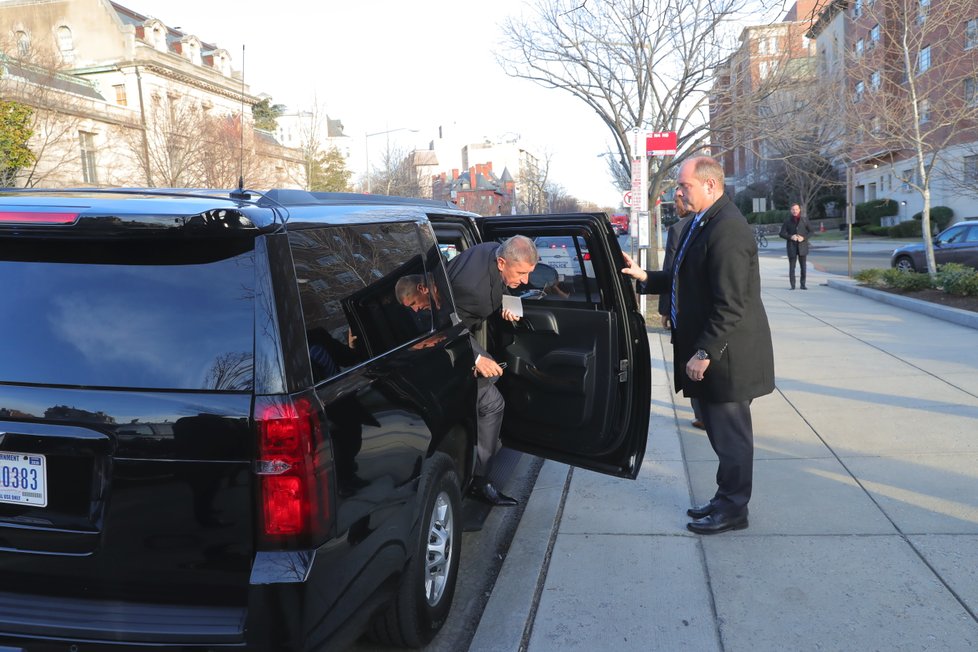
[468,460,570,652]
[826,278,978,330]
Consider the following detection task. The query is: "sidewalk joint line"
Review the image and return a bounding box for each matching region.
[517,465,574,652]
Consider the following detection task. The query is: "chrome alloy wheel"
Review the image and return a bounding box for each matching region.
[424,491,455,606]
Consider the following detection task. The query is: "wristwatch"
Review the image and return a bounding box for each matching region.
[694,349,710,360]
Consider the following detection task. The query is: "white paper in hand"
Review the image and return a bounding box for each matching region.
[501,294,523,319]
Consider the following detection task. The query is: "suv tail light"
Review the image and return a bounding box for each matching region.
[254,395,331,548]
[0,211,79,224]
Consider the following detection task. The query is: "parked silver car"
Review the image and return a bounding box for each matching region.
[891,219,978,272]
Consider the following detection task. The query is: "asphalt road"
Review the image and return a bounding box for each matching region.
[349,454,543,652]
[758,243,894,276]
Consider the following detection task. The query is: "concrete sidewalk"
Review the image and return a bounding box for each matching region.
[470,256,978,651]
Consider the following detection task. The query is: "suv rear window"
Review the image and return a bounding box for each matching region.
[0,240,256,391]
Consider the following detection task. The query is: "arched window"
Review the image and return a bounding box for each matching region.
[57,26,74,64]
[15,30,29,57]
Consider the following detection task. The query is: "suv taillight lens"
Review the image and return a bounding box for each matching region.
[255,396,330,547]
[0,211,79,224]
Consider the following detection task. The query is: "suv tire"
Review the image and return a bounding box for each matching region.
[368,453,462,647]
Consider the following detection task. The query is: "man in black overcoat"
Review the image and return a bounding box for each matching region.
[779,203,814,289]
[622,156,775,534]
[444,235,539,506]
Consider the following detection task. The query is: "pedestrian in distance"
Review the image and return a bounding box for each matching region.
[660,191,704,431]
[780,203,813,290]
[621,156,775,535]
[444,234,539,507]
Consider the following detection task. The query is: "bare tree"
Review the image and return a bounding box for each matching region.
[128,92,207,187]
[0,40,92,187]
[544,181,581,212]
[843,0,978,274]
[499,0,783,245]
[368,142,423,197]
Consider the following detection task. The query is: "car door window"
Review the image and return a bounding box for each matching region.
[940,226,966,244]
[289,222,430,382]
[963,226,978,243]
[530,235,597,304]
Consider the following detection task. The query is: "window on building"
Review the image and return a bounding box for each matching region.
[871,70,881,90]
[918,46,931,74]
[15,30,29,57]
[854,0,863,17]
[855,81,865,102]
[56,26,74,64]
[966,77,978,105]
[759,61,770,80]
[79,131,98,185]
[856,39,864,57]
[871,116,882,133]
[900,168,913,191]
[113,84,128,106]
[967,19,978,49]
[918,0,930,24]
[870,25,881,46]
[965,155,978,182]
[919,99,930,123]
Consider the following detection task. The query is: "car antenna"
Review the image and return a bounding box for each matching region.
[230,44,251,201]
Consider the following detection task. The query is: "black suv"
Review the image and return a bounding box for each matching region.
[0,188,650,651]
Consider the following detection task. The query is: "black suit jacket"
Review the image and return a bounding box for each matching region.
[446,242,503,359]
[779,215,814,256]
[639,194,775,403]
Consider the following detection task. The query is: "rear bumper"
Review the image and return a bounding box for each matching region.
[0,591,245,647]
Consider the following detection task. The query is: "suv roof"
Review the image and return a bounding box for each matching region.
[0,188,476,237]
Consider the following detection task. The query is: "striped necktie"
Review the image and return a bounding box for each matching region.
[670,213,704,329]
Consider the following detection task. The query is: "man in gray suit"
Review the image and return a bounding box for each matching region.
[622,157,774,534]
[444,235,538,506]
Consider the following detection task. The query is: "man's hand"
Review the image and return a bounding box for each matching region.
[501,307,520,322]
[621,252,648,282]
[474,355,505,377]
[686,356,710,382]
[660,314,671,329]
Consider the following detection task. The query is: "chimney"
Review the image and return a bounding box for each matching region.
[452,168,459,180]
[469,166,477,186]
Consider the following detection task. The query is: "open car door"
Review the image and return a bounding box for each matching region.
[434,213,651,479]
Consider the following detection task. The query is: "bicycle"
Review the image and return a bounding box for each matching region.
[755,227,769,249]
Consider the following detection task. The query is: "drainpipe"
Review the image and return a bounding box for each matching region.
[134,65,153,186]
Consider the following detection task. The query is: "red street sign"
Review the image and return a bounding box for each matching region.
[623,191,633,207]
[646,131,677,156]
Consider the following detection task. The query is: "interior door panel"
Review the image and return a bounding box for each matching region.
[499,304,622,457]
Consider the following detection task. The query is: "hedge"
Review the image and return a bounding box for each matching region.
[746,209,791,225]
[911,206,954,231]
[855,199,898,226]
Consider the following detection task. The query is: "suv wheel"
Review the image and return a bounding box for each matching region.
[369,453,461,647]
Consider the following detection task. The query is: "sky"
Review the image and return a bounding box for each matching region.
[132,0,627,208]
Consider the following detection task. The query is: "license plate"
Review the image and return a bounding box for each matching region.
[0,452,47,507]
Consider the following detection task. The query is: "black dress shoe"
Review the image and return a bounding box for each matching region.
[691,419,705,430]
[687,510,749,535]
[471,481,518,506]
[686,500,717,519]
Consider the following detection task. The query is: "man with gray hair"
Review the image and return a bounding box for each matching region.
[446,234,539,506]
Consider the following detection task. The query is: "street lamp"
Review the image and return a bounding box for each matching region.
[364,127,419,194]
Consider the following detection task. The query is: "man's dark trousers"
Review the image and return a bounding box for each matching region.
[788,251,807,289]
[476,377,505,475]
[699,400,753,513]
